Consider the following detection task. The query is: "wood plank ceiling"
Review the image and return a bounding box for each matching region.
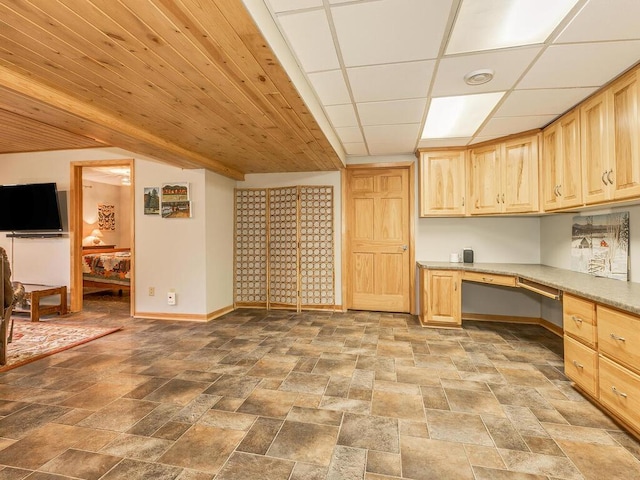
[0,0,344,179]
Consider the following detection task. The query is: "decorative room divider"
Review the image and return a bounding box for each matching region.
[234,186,334,311]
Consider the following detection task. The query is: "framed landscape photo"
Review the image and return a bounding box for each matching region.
[161,200,192,218]
[161,182,189,202]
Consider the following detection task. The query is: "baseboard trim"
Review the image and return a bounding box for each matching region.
[134,311,209,322]
[462,312,564,337]
[207,305,235,321]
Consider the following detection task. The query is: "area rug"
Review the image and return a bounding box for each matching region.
[1,321,122,372]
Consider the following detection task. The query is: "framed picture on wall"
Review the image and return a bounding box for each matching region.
[161,182,189,202]
[161,200,192,218]
[143,187,160,215]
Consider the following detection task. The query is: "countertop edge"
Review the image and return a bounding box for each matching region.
[417,262,640,315]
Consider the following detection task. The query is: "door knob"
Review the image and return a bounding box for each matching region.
[402,245,408,251]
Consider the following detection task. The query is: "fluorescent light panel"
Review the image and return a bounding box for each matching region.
[422,92,505,139]
[446,0,579,55]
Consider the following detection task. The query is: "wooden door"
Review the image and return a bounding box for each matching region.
[467,144,501,214]
[609,71,640,201]
[559,110,583,208]
[419,150,466,216]
[502,135,539,213]
[347,167,411,313]
[581,90,610,204]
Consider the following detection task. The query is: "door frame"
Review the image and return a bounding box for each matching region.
[69,159,135,316]
[342,161,416,314]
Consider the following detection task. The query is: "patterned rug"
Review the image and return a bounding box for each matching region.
[1,321,121,372]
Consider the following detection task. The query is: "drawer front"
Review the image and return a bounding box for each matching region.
[597,305,640,373]
[462,271,516,287]
[563,294,597,347]
[599,355,640,430]
[564,335,598,397]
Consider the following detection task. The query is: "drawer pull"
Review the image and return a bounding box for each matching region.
[482,277,494,282]
[612,386,628,398]
[571,315,583,324]
[572,360,584,369]
[610,333,626,342]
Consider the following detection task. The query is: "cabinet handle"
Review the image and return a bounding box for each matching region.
[610,333,626,342]
[607,169,614,185]
[557,185,562,197]
[553,185,559,197]
[482,277,494,282]
[501,193,505,203]
[454,282,457,292]
[571,315,583,324]
[496,194,500,204]
[602,171,608,186]
[612,386,628,398]
[572,360,584,369]
[462,197,465,207]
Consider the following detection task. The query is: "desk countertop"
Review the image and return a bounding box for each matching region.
[417,262,640,316]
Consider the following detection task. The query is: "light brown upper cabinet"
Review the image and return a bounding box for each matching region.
[582,70,640,205]
[418,150,466,216]
[542,109,582,211]
[467,134,539,215]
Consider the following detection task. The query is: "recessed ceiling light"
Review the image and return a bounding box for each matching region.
[422,91,505,139]
[446,0,579,55]
[464,69,494,85]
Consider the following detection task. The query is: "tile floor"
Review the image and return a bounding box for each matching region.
[1,295,640,479]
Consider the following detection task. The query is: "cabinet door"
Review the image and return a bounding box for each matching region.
[419,150,466,216]
[467,144,501,214]
[542,123,562,211]
[426,270,461,325]
[609,71,640,200]
[502,135,539,213]
[559,111,583,208]
[581,91,610,204]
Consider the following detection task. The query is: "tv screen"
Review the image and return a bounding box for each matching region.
[0,182,63,232]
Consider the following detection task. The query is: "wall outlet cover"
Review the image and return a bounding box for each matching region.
[167,292,176,305]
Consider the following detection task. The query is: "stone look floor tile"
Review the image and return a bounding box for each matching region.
[0,303,638,479]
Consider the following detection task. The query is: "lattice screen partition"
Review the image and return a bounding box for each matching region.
[234,186,335,311]
[234,189,268,307]
[299,186,334,308]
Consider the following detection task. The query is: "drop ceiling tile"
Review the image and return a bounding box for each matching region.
[367,141,417,155]
[336,126,364,143]
[556,0,640,43]
[495,87,597,117]
[432,47,542,97]
[519,41,640,89]
[418,137,471,148]
[477,115,557,137]
[343,143,368,156]
[268,0,322,13]
[363,124,421,145]
[325,104,358,128]
[331,0,453,67]
[277,10,339,72]
[308,70,351,105]
[347,61,435,103]
[357,99,427,126]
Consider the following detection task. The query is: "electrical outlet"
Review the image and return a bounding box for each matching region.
[148,287,155,296]
[167,291,176,305]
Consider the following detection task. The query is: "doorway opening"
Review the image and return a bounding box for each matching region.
[70,160,134,316]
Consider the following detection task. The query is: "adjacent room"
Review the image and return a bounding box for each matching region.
[1,1,640,479]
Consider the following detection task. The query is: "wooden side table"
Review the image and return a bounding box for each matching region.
[14,284,68,322]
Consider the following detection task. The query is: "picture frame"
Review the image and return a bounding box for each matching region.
[143,187,160,215]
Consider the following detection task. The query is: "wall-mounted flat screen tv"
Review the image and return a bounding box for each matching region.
[0,182,64,232]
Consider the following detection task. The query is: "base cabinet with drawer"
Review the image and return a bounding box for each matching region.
[563,293,640,437]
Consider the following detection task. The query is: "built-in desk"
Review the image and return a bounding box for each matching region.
[418,261,640,439]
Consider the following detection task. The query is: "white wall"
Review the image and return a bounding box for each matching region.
[238,171,343,305]
[205,170,236,313]
[0,147,236,318]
